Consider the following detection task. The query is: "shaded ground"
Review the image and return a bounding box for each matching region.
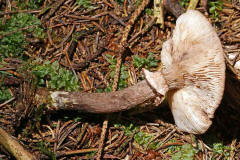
[0,0,240,159]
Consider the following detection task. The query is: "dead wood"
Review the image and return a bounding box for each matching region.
[43,0,66,20]
[0,74,21,85]
[163,0,184,17]
[187,0,200,10]
[0,127,36,160]
[0,10,41,16]
[112,0,151,91]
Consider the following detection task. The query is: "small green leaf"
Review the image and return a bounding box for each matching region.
[0,13,45,60]
[213,143,224,155]
[76,0,93,9]
[172,144,198,160]
[0,87,12,103]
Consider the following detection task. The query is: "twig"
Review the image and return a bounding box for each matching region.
[60,46,106,70]
[109,12,127,26]
[200,0,208,11]
[112,56,122,91]
[0,10,41,16]
[128,17,157,44]
[61,34,109,71]
[57,148,97,157]
[146,131,164,149]
[0,127,36,160]
[55,24,75,49]
[78,6,102,15]
[224,53,240,81]
[123,0,128,16]
[230,139,237,159]
[92,21,106,33]
[154,0,164,28]
[187,0,200,10]
[104,131,124,150]
[94,32,100,53]
[112,0,151,91]
[102,0,114,8]
[44,0,66,20]
[161,129,176,144]
[0,97,15,107]
[96,37,126,159]
[56,122,80,149]
[0,25,38,39]
[0,75,21,85]
[47,22,54,46]
[94,69,110,87]
[157,142,184,150]
[67,27,98,59]
[54,121,60,153]
[76,123,88,144]
[232,53,240,67]
[109,0,122,15]
[96,119,108,160]
[63,42,78,79]
[63,14,99,21]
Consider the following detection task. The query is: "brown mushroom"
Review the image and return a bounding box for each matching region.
[143,10,225,134]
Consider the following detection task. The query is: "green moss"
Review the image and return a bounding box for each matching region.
[134,131,161,149]
[171,144,198,160]
[20,59,80,91]
[115,0,124,5]
[212,143,232,158]
[104,54,129,91]
[0,87,12,103]
[208,0,223,21]
[132,53,159,70]
[114,123,139,136]
[38,141,56,160]
[76,0,93,9]
[16,0,44,9]
[145,8,153,15]
[0,13,45,60]
[180,0,190,8]
[135,0,143,7]
[114,123,161,149]
[86,150,97,159]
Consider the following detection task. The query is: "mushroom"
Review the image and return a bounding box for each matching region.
[143,10,225,134]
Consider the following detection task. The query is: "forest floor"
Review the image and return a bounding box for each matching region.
[0,0,240,159]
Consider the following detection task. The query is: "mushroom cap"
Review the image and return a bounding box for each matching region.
[144,10,225,134]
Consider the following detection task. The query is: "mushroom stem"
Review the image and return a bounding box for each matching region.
[161,66,185,90]
[49,80,157,113]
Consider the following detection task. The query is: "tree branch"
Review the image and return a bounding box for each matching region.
[0,128,36,160]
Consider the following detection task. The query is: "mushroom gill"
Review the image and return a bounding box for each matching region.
[143,10,225,134]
